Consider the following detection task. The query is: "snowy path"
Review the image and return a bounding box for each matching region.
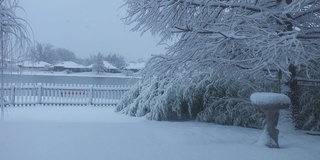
[0,106,319,160]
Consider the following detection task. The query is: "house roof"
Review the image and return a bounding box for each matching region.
[87,61,118,69]
[54,61,87,69]
[125,62,145,70]
[103,61,118,69]
[19,61,51,68]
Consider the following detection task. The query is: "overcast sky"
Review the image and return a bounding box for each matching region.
[18,0,166,61]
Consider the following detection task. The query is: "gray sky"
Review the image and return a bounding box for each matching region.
[18,0,166,61]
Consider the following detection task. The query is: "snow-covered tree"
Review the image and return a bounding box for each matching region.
[55,48,77,62]
[29,42,55,63]
[116,0,320,128]
[29,42,78,64]
[123,0,319,77]
[105,53,126,69]
[1,0,31,118]
[91,52,107,74]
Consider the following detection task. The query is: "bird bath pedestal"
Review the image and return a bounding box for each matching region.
[250,92,291,148]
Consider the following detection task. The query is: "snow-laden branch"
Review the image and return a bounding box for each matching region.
[181,0,268,12]
[293,5,320,20]
[1,0,32,119]
[123,0,320,78]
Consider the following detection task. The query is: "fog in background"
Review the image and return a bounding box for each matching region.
[18,0,166,61]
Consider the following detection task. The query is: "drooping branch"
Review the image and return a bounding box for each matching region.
[293,5,320,20]
[0,0,32,118]
[180,0,268,12]
[124,0,320,78]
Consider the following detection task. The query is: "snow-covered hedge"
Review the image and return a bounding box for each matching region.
[117,64,320,131]
[292,66,320,131]
[297,85,320,131]
[196,77,266,128]
[116,66,276,129]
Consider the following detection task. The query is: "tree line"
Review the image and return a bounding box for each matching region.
[28,42,127,69]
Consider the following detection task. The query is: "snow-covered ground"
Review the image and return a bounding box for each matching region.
[0,106,319,160]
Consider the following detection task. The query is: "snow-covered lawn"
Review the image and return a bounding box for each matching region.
[0,106,319,160]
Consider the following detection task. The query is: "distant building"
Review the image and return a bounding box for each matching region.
[87,61,120,73]
[53,61,88,72]
[125,62,145,73]
[18,61,52,71]
[103,61,120,73]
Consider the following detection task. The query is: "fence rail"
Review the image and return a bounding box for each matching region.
[1,83,132,106]
[297,77,320,87]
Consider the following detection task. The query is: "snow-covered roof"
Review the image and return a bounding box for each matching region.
[103,61,118,69]
[125,62,145,70]
[86,64,94,68]
[54,61,87,69]
[250,92,291,109]
[87,61,118,69]
[19,61,51,68]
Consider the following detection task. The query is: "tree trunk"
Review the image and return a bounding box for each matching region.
[277,64,299,130]
[0,26,4,119]
[288,64,299,129]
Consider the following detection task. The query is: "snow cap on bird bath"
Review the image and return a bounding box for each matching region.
[250,92,291,110]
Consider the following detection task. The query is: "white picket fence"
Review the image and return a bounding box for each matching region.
[1,83,132,106]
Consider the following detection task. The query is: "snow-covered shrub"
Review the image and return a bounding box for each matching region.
[291,63,320,131]
[197,78,265,128]
[195,72,279,128]
[298,88,320,131]
[117,73,192,121]
[116,62,276,128]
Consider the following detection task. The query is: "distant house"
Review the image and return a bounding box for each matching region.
[53,61,88,72]
[125,62,145,73]
[103,61,119,73]
[18,61,52,71]
[87,61,119,73]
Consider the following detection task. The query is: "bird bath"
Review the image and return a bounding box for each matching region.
[250,92,291,148]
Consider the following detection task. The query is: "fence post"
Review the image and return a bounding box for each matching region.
[89,85,93,105]
[37,83,42,104]
[10,84,15,105]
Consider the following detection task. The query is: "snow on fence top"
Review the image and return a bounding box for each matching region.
[2,83,132,106]
[250,92,291,110]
